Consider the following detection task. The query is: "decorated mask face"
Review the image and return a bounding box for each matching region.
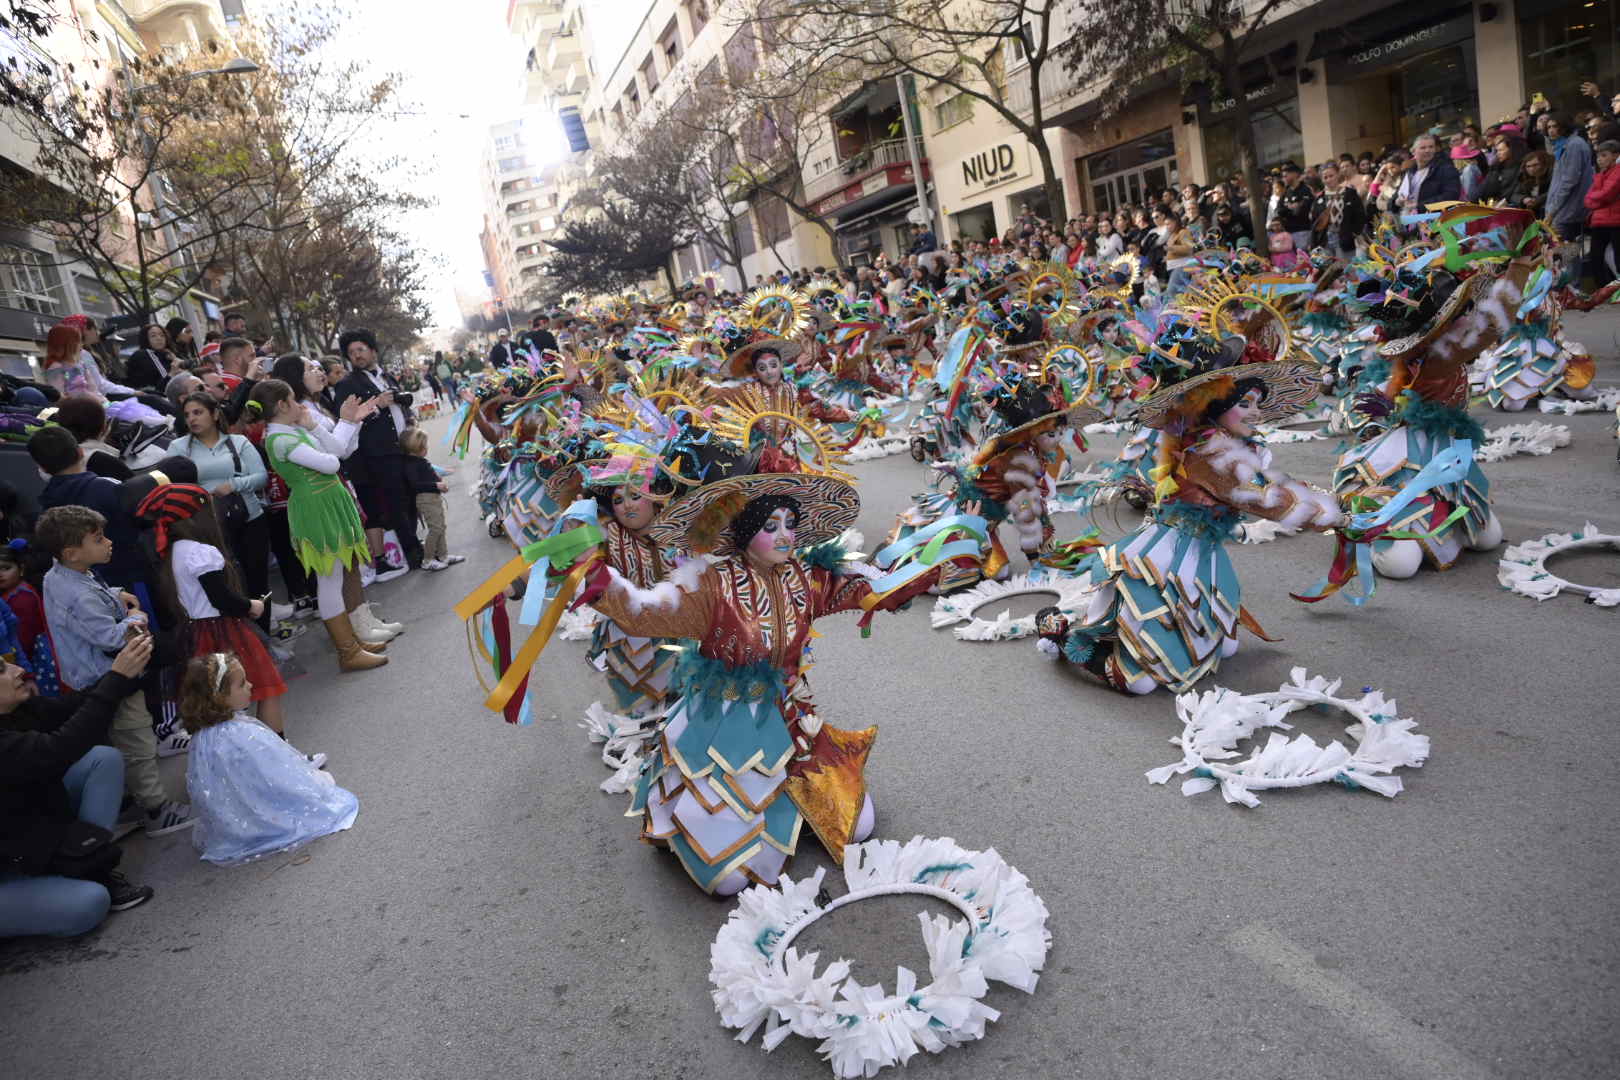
[611,485,656,533]
[752,351,784,386]
[1218,388,1264,436]
[1034,427,1062,455]
[746,507,797,568]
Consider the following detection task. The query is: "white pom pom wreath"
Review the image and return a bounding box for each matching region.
[930,572,1093,642]
[710,836,1051,1078]
[1497,524,1620,607]
[1146,668,1429,808]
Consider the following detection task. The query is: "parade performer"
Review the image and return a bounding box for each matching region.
[567,463,972,895]
[1036,345,1340,694]
[1332,256,1519,579]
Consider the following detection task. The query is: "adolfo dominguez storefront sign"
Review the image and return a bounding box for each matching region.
[1327,14,1473,80]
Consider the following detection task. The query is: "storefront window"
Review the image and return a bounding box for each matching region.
[1083,128,1178,214]
[1394,42,1476,144]
[1520,0,1618,118]
[1203,98,1304,183]
[951,202,996,242]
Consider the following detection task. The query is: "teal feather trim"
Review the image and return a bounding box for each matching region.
[797,538,852,572]
[1062,633,1096,665]
[670,645,784,703]
[955,478,1008,522]
[1151,501,1241,543]
[1396,397,1485,442]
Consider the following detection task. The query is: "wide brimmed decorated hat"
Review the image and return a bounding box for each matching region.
[646,470,859,557]
[975,377,1097,460]
[1133,359,1322,430]
[1374,269,1486,363]
[728,335,803,378]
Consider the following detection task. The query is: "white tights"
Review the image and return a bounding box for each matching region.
[315,565,345,620]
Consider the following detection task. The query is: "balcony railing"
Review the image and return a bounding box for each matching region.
[1004,61,1102,120]
[804,137,926,204]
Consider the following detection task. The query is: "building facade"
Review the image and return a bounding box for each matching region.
[478,114,566,316]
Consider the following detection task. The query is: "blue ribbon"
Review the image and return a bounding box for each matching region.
[1346,441,1474,531]
[872,513,988,568]
[519,499,601,628]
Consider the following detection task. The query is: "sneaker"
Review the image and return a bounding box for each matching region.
[144,800,196,837]
[101,870,154,912]
[444,554,466,565]
[373,559,408,584]
[271,619,307,643]
[156,730,191,758]
[291,597,318,621]
[307,752,328,770]
[422,559,447,571]
[270,600,296,621]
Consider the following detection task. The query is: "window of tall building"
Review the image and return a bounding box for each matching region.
[660,18,682,67]
[0,245,66,315]
[935,92,972,131]
[756,194,791,246]
[641,55,659,92]
[724,29,757,82]
[687,0,710,35]
[735,211,756,257]
[498,155,528,171]
[1520,0,1618,115]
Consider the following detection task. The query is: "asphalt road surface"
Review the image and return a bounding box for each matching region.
[4,313,1618,1080]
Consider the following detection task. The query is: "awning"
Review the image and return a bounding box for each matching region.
[1307,2,1470,60]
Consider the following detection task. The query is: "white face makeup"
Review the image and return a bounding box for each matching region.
[1218,388,1265,436]
[611,485,656,533]
[746,507,797,568]
[752,352,784,387]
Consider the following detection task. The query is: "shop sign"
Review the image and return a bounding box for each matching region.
[0,306,56,343]
[814,164,915,216]
[1328,15,1473,80]
[1199,81,1294,126]
[957,143,1029,194]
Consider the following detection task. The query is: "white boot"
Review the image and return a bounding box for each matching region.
[350,605,399,644]
[364,603,404,634]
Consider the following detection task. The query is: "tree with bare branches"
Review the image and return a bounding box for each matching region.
[1066,0,1294,232]
[744,0,1076,223]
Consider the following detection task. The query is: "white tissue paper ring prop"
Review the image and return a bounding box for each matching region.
[930,572,1092,641]
[709,836,1051,1079]
[1146,667,1430,808]
[1497,524,1620,607]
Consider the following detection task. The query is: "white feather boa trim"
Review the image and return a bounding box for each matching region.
[1497,524,1620,607]
[1537,387,1620,414]
[557,606,602,640]
[1474,422,1572,463]
[1146,668,1430,808]
[710,836,1050,1078]
[930,572,1094,641]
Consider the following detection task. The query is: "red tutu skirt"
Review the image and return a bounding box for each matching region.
[188,616,287,702]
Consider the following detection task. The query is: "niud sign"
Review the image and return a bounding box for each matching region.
[962,144,1020,190]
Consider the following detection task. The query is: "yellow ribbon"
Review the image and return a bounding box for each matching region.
[481,560,592,713]
[453,553,532,621]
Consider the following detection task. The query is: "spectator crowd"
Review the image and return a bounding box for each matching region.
[2,315,463,940]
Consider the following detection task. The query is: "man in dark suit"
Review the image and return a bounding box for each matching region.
[519,314,559,356]
[333,328,421,577]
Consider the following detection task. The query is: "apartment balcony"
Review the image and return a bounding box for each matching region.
[1004,61,1100,123]
[546,32,583,75]
[804,137,928,211]
[563,59,589,94]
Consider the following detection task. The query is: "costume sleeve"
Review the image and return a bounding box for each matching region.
[809,566,872,617]
[795,385,852,423]
[1181,433,1344,531]
[198,570,253,617]
[582,560,716,641]
[6,589,45,651]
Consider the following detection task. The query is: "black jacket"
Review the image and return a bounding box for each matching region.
[402,455,441,496]
[1477,158,1523,204]
[0,671,138,874]
[1278,183,1316,232]
[333,367,413,461]
[1411,157,1463,208]
[486,341,513,367]
[520,329,559,356]
[125,348,174,392]
[1309,185,1366,249]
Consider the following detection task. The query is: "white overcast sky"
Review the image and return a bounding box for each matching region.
[303,0,648,325]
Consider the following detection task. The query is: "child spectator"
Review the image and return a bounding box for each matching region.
[28,425,149,598]
[180,653,357,866]
[400,427,463,572]
[36,505,194,836]
[0,540,59,695]
[1267,217,1298,270]
[136,484,294,747]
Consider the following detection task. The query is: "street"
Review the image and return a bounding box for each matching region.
[2,314,1618,1080]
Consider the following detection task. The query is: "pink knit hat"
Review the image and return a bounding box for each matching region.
[1450,145,1482,160]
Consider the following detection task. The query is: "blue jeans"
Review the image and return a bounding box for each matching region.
[0,745,124,938]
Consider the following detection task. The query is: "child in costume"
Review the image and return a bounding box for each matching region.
[252,380,390,671]
[138,483,290,739]
[0,540,58,695]
[1037,345,1344,694]
[181,653,357,866]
